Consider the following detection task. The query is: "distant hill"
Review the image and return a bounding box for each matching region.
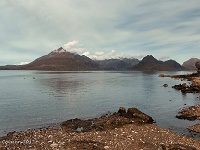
[95,58,139,70]
[182,58,200,70]
[131,55,185,71]
[163,60,185,70]
[0,65,22,70]
[5,47,100,71]
[0,49,187,71]
[20,47,100,71]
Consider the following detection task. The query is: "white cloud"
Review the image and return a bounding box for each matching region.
[95,51,104,56]
[63,41,79,50]
[159,56,171,61]
[82,51,90,56]
[63,41,85,54]
[15,62,30,65]
[89,50,143,60]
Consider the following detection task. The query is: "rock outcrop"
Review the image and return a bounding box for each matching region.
[176,105,200,121]
[172,83,200,93]
[187,124,200,133]
[61,107,155,132]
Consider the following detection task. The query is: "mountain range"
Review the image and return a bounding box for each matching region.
[95,58,139,70]
[0,47,198,71]
[131,55,185,71]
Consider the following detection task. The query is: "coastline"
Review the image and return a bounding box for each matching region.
[0,107,200,150]
[161,71,200,136]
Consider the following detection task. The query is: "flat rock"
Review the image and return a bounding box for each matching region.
[187,124,200,133]
[176,105,200,121]
[126,108,154,124]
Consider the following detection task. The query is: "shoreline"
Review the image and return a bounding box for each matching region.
[161,71,200,136]
[0,107,200,149]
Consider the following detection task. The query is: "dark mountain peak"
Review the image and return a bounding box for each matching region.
[57,47,64,50]
[164,59,175,63]
[132,55,185,71]
[50,47,67,54]
[142,55,157,62]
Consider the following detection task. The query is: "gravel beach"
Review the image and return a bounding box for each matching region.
[0,123,199,150]
[0,107,200,150]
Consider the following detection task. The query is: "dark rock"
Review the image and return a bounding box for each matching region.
[163,84,168,87]
[7,131,17,136]
[176,114,197,121]
[126,108,154,124]
[172,84,183,90]
[182,83,187,88]
[61,107,155,132]
[118,107,126,115]
[159,73,165,77]
[172,83,200,93]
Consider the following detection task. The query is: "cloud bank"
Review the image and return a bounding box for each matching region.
[0,0,200,65]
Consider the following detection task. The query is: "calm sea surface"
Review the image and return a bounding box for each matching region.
[0,70,199,137]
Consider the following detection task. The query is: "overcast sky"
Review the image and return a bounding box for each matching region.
[1,0,200,65]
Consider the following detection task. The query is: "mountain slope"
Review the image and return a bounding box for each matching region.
[182,58,200,70]
[131,55,185,71]
[163,60,185,71]
[95,58,139,70]
[20,47,100,71]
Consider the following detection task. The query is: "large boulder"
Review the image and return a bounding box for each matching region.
[126,108,154,123]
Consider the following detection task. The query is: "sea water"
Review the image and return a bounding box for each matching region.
[0,70,199,137]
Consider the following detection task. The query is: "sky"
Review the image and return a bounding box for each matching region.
[1,0,200,65]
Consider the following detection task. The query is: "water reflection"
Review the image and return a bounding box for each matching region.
[36,73,87,98]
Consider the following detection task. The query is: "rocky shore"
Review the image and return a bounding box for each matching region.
[0,107,200,150]
[176,105,200,121]
[176,105,200,134]
[160,67,200,135]
[160,71,200,93]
